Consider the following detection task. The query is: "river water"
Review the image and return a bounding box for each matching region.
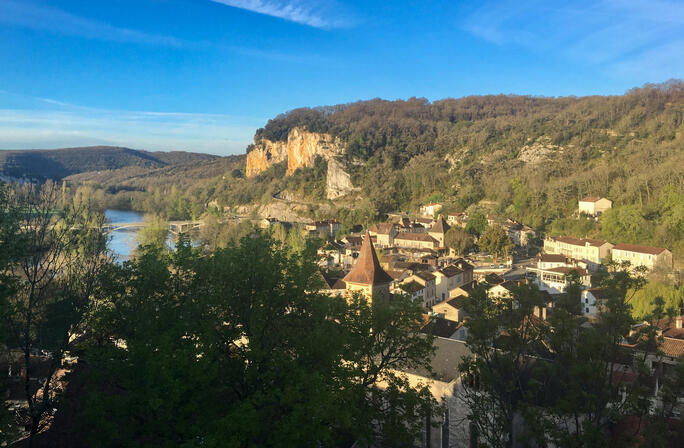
[105,209,144,261]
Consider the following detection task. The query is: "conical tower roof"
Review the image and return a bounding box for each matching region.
[431,216,450,234]
[343,232,394,285]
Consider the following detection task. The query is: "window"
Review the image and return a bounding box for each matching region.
[585,307,589,313]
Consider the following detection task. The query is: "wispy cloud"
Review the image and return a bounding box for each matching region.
[460,0,684,81]
[209,0,349,29]
[0,0,330,62]
[0,0,185,47]
[0,92,263,155]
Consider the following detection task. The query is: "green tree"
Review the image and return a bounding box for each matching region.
[137,214,169,249]
[77,236,438,447]
[460,269,656,447]
[478,224,514,261]
[444,226,474,255]
[459,283,550,447]
[465,210,488,236]
[601,205,650,243]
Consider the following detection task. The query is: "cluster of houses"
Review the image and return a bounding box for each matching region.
[315,227,681,447]
[301,195,680,447]
[305,195,675,331]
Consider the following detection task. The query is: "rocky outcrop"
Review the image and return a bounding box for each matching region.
[326,158,356,199]
[247,128,342,176]
[246,127,357,199]
[517,137,566,164]
[245,140,288,177]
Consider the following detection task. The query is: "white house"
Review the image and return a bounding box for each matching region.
[420,202,443,217]
[578,196,612,216]
[544,236,613,271]
[581,288,610,319]
[534,266,591,295]
[611,243,673,271]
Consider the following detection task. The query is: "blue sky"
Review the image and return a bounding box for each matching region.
[1,0,682,155]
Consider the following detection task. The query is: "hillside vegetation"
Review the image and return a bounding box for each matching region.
[220,81,684,259]
[5,83,682,259]
[0,146,217,180]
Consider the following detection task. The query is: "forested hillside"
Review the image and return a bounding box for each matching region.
[20,82,683,259]
[219,81,684,259]
[0,146,217,180]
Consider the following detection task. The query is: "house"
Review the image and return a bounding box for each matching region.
[535,253,588,271]
[408,271,437,309]
[415,217,434,229]
[388,215,413,232]
[611,243,673,271]
[420,202,443,217]
[422,316,468,341]
[305,219,341,239]
[387,338,474,447]
[487,281,517,300]
[317,241,345,267]
[581,288,610,319]
[534,266,591,294]
[505,221,535,247]
[394,233,439,250]
[432,297,469,323]
[447,212,467,227]
[367,222,398,247]
[433,263,471,302]
[427,216,450,248]
[578,196,612,216]
[544,236,613,271]
[398,280,425,304]
[342,232,394,303]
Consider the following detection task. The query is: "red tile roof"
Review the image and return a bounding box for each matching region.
[368,222,395,235]
[430,216,450,234]
[580,196,602,202]
[395,233,438,243]
[400,281,424,294]
[661,337,684,358]
[439,265,464,277]
[536,253,569,263]
[613,243,668,256]
[343,232,394,286]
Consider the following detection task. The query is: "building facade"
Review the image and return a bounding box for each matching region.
[611,243,673,271]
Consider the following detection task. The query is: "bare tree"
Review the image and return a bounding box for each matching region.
[4,181,111,446]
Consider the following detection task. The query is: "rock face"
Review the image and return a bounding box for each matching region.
[326,158,355,200]
[246,127,356,199]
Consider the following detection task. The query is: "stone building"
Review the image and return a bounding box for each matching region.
[343,232,394,304]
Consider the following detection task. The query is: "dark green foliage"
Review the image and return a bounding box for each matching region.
[478,225,514,260]
[76,236,438,447]
[444,227,474,255]
[465,211,488,236]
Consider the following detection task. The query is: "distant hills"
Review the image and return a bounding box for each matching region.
[0,146,218,180]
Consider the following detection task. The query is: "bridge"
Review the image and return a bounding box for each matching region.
[104,220,203,235]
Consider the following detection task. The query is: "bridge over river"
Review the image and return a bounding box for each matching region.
[104,220,203,235]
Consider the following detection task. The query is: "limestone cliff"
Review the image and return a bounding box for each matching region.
[326,157,355,199]
[246,127,356,199]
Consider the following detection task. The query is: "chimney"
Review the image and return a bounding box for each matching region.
[676,317,683,329]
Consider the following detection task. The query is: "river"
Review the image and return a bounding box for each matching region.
[105,209,144,261]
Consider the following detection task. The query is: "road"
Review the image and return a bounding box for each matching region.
[504,257,535,280]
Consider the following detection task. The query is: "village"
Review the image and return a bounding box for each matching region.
[258,196,682,446]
